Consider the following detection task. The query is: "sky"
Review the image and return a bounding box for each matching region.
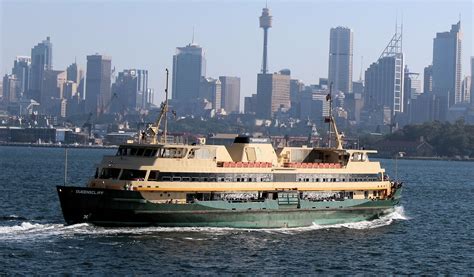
[1,0,473,107]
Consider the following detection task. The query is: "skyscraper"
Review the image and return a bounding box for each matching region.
[219,76,241,113]
[111,69,149,112]
[199,77,221,110]
[432,21,462,108]
[365,26,404,120]
[29,37,52,102]
[256,72,291,118]
[41,70,66,115]
[461,76,471,104]
[423,65,433,93]
[12,56,31,99]
[172,44,206,102]
[471,57,474,106]
[2,74,19,103]
[328,27,353,94]
[85,54,112,114]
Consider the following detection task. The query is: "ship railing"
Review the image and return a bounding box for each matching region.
[283,162,342,169]
[217,161,273,168]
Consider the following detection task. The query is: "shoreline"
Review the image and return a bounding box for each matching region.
[0,142,118,149]
[374,155,474,162]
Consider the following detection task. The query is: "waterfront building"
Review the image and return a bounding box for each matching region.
[85,54,112,114]
[172,44,206,102]
[29,37,52,102]
[219,76,240,113]
[432,21,462,110]
[328,27,353,95]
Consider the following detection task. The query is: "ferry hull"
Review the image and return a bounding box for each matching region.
[57,186,401,228]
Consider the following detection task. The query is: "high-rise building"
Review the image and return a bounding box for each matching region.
[85,54,112,114]
[403,66,420,114]
[244,94,258,114]
[328,27,353,95]
[199,77,221,110]
[2,74,20,103]
[29,37,52,102]
[256,72,291,118]
[365,26,404,120]
[432,21,462,108]
[12,56,31,99]
[172,44,206,102]
[112,69,149,112]
[299,89,330,123]
[423,65,433,93]
[461,76,471,104]
[471,57,474,106]
[219,76,240,113]
[66,62,84,84]
[41,70,66,115]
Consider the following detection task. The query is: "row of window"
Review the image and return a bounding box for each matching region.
[98,168,380,183]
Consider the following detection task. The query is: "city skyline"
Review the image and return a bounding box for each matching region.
[1,1,472,108]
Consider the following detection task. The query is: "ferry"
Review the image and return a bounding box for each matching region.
[57,71,402,228]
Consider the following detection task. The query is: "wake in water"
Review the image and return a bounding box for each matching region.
[0,206,409,240]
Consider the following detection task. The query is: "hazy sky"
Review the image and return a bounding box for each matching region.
[1,0,472,106]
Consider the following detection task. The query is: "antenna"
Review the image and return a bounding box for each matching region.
[328,82,333,148]
[163,68,169,143]
[192,26,195,44]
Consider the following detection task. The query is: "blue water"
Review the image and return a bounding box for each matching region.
[0,146,473,274]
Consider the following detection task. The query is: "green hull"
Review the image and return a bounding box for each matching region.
[57,186,402,228]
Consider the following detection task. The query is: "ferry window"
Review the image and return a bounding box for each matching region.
[148,171,160,181]
[100,168,121,179]
[162,176,171,181]
[237,178,241,182]
[120,169,146,181]
[130,148,138,156]
[192,177,200,182]
[209,177,216,182]
[182,177,191,182]
[316,178,320,182]
[219,177,225,182]
[202,177,208,182]
[144,148,153,157]
[305,178,309,182]
[137,148,145,156]
[172,177,181,182]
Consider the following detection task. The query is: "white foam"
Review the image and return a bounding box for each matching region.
[0,206,409,240]
[310,205,409,230]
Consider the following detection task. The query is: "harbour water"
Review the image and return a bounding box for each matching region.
[0,146,473,274]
